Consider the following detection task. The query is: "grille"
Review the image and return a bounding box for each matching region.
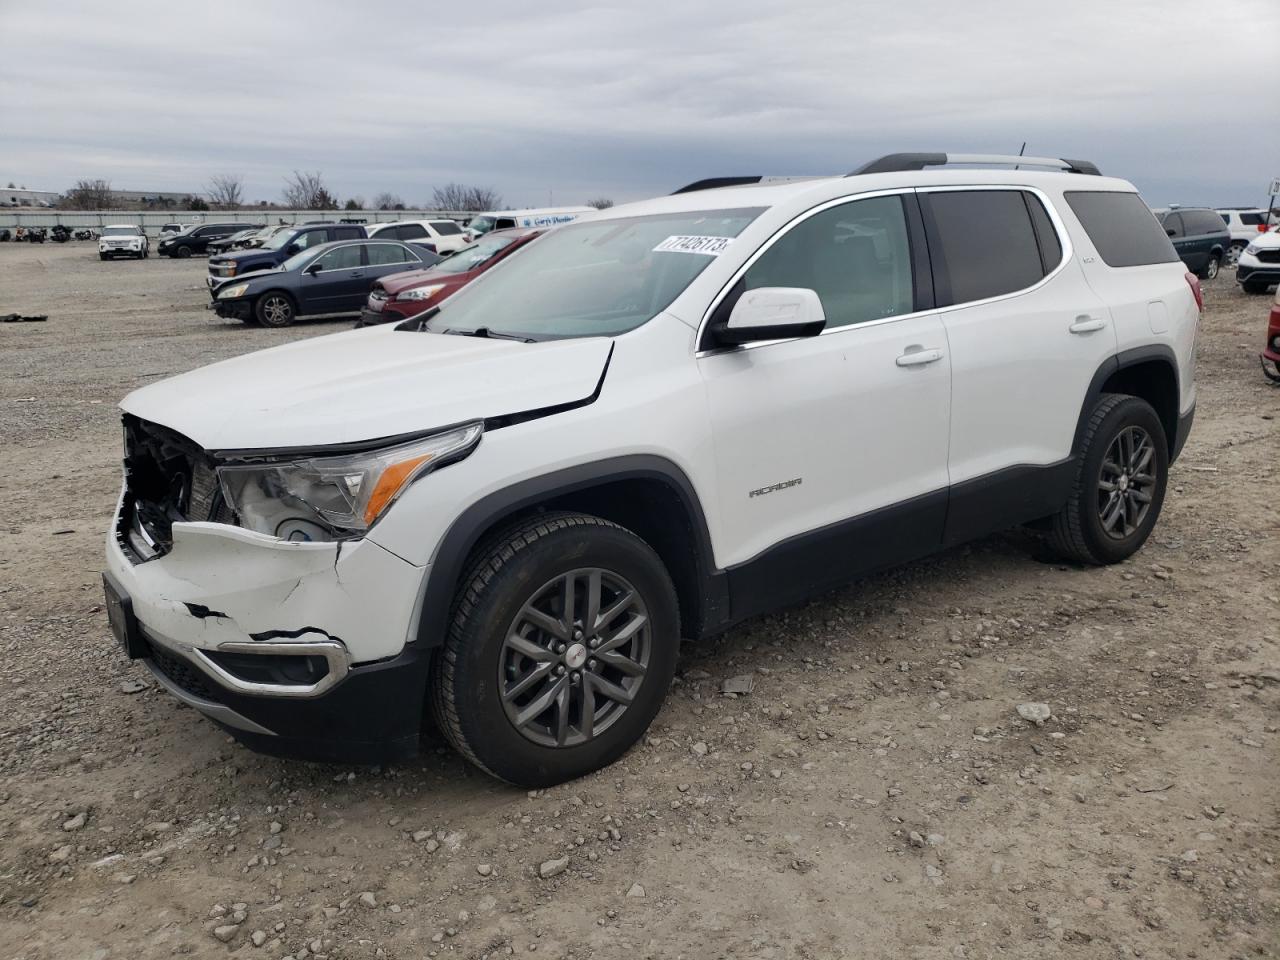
[1256,249,1280,264]
[149,643,220,702]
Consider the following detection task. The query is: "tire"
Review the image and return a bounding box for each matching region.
[174,245,192,259]
[98,253,107,261]
[142,249,149,259]
[1243,281,1271,295]
[254,292,295,327]
[430,512,680,787]
[1199,254,1220,281]
[1226,242,1245,268]
[1049,394,1169,565]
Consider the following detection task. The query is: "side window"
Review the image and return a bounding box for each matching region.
[398,223,428,240]
[335,226,364,240]
[1240,212,1264,226]
[431,220,463,235]
[925,190,1048,305]
[495,218,517,229]
[366,243,413,266]
[1063,192,1178,267]
[1023,192,1063,274]
[1163,213,1185,238]
[742,194,914,329]
[312,245,364,271]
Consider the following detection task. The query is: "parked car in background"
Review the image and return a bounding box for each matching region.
[206,222,366,286]
[359,227,543,326]
[158,223,190,242]
[1261,283,1280,382]
[1150,207,1230,279]
[1217,208,1275,266]
[366,219,469,255]
[98,224,149,260]
[210,239,440,326]
[105,153,1198,784]
[207,228,262,256]
[463,206,594,240]
[1236,227,1280,294]
[158,222,264,258]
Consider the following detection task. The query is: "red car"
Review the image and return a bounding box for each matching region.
[1263,283,1280,382]
[357,227,542,327]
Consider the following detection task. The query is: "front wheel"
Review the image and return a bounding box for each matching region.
[174,245,192,259]
[255,292,295,327]
[1243,281,1271,295]
[1049,394,1168,565]
[430,512,680,786]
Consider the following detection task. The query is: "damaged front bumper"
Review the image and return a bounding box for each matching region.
[104,503,432,762]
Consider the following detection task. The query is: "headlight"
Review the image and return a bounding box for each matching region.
[1245,243,1260,256]
[218,283,250,299]
[217,422,483,540]
[396,284,446,302]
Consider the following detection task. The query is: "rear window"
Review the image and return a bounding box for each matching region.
[1064,192,1179,268]
[925,190,1055,304]
[431,220,463,235]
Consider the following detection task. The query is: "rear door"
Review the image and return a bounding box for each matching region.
[365,242,423,290]
[1163,212,1204,271]
[301,244,367,313]
[921,187,1115,541]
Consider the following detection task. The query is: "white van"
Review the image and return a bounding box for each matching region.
[463,206,594,240]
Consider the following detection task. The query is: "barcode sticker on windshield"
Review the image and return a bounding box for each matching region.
[653,235,733,256]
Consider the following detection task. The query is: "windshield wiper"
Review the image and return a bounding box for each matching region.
[452,326,536,343]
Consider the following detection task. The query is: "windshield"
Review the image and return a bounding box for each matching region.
[434,234,518,275]
[466,215,496,236]
[428,208,763,340]
[102,226,140,236]
[262,228,300,250]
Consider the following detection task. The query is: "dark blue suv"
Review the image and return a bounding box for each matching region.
[206,222,366,288]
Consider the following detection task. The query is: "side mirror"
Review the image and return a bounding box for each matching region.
[305,261,324,276]
[714,287,826,346]
[1166,229,1176,237]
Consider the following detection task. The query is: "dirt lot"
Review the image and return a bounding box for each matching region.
[0,242,1276,960]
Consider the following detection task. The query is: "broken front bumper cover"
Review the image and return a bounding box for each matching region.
[104,505,431,761]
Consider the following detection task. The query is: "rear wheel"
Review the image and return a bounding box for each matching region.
[255,292,295,327]
[430,512,680,787]
[1226,242,1245,268]
[1199,254,1220,280]
[1049,394,1168,565]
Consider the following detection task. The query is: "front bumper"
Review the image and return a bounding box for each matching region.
[104,504,431,761]
[1236,255,1280,286]
[209,297,252,320]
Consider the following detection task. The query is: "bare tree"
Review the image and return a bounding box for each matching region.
[63,179,116,210]
[371,191,405,211]
[281,170,337,210]
[430,183,502,212]
[206,174,244,209]
[586,197,614,210]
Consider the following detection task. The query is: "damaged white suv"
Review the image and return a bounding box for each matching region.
[104,153,1199,786]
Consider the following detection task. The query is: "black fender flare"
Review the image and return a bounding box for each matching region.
[1072,344,1183,460]
[410,454,725,649]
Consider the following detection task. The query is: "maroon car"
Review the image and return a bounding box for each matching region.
[357,227,542,327]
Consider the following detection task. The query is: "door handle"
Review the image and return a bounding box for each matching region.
[895,347,944,367]
[1069,315,1107,334]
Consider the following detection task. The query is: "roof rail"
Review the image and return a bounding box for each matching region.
[670,175,825,195]
[850,152,1101,177]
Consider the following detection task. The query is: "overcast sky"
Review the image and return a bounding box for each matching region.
[1,0,1277,209]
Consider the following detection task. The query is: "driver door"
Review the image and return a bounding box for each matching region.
[697,192,951,613]
[300,244,366,313]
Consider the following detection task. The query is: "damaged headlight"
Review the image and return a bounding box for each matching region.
[218,283,250,299]
[217,422,483,541]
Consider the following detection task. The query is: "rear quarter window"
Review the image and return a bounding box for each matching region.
[1064,192,1179,268]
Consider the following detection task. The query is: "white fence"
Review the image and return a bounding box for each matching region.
[0,209,472,232]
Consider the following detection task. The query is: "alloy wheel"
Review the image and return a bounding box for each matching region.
[261,296,292,325]
[1205,257,1219,280]
[498,567,650,748]
[1096,425,1157,540]
[1226,244,1244,268]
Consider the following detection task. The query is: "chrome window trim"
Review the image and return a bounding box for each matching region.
[695,184,1073,357]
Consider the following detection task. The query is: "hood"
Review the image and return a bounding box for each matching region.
[119,326,612,451]
[212,247,279,264]
[378,265,468,295]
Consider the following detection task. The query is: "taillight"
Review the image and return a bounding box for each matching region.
[1259,224,1270,233]
[1184,271,1203,312]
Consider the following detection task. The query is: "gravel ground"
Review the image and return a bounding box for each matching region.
[0,243,1277,960]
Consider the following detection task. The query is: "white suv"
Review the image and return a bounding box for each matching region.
[103,153,1199,785]
[366,219,469,254]
[1217,208,1276,267]
[98,224,149,260]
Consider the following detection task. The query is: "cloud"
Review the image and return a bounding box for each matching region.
[1,0,1277,206]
